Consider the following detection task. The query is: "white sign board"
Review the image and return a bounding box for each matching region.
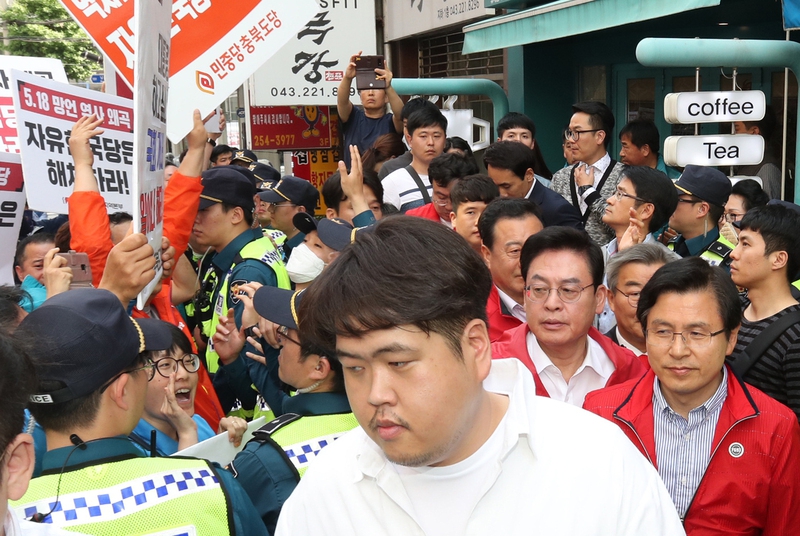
[0,152,25,285]
[0,57,68,154]
[251,0,377,106]
[664,91,766,124]
[132,0,172,309]
[173,417,266,466]
[11,70,134,214]
[384,0,494,41]
[664,134,765,167]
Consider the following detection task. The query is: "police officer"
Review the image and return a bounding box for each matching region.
[192,166,291,414]
[667,165,735,271]
[12,288,267,535]
[226,285,357,534]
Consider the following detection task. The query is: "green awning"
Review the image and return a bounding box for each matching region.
[463,0,721,54]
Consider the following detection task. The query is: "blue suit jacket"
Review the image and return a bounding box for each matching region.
[527,182,584,229]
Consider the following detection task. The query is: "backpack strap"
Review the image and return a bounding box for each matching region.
[731,310,800,377]
[405,165,432,204]
[569,160,617,224]
[240,413,303,482]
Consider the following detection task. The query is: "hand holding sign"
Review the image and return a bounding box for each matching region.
[98,233,156,305]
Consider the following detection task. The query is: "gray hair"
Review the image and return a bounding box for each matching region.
[606,243,680,292]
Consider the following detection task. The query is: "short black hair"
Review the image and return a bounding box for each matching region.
[210,144,233,163]
[637,257,741,336]
[622,166,679,233]
[108,212,133,226]
[406,107,447,137]
[731,179,769,212]
[739,204,800,282]
[483,141,536,181]
[451,174,499,213]
[321,171,383,213]
[298,217,492,359]
[221,203,254,227]
[14,233,55,284]
[401,97,439,122]
[428,153,479,188]
[572,101,615,148]
[619,119,661,155]
[478,198,543,251]
[0,285,30,330]
[0,331,36,478]
[520,227,604,287]
[444,136,473,157]
[497,112,536,139]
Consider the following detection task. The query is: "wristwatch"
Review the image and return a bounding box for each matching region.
[577,184,593,195]
[206,138,216,147]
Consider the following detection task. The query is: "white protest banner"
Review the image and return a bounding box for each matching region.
[10,70,134,215]
[172,417,266,466]
[0,152,25,285]
[132,0,171,310]
[251,0,377,106]
[0,57,67,154]
[58,0,318,143]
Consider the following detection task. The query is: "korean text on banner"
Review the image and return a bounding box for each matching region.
[132,0,171,310]
[58,0,319,143]
[0,57,67,155]
[251,0,378,106]
[10,70,133,215]
[0,152,25,285]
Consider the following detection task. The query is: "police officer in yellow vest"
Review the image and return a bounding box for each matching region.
[11,288,267,535]
[667,165,735,273]
[225,285,358,534]
[192,166,291,414]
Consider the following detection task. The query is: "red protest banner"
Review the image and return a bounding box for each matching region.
[251,106,332,150]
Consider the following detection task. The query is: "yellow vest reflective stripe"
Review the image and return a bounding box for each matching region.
[268,413,359,477]
[668,235,735,267]
[11,457,232,536]
[202,231,290,373]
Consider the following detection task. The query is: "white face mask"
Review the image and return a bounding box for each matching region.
[286,243,326,284]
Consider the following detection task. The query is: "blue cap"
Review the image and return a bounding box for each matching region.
[674,165,731,207]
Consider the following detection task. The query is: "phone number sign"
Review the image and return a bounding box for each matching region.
[250,105,332,150]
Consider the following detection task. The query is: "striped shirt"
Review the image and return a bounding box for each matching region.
[652,368,728,519]
[730,303,800,421]
[382,167,432,213]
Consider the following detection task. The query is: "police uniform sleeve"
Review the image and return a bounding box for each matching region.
[244,342,290,417]
[227,261,279,329]
[228,438,301,535]
[213,463,270,536]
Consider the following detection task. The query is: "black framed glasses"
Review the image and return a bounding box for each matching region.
[525,283,594,304]
[613,189,645,203]
[277,325,301,347]
[722,212,745,223]
[100,356,156,392]
[677,197,701,205]
[152,354,201,379]
[268,202,297,213]
[564,128,602,142]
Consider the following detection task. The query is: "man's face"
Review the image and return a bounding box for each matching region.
[451,201,488,252]
[568,112,605,164]
[668,195,702,234]
[646,290,737,412]
[255,196,272,227]
[192,203,229,250]
[608,262,664,351]
[269,202,303,236]
[602,177,640,232]
[276,327,317,389]
[331,185,382,224]
[481,215,543,303]
[336,323,488,467]
[360,88,388,112]
[409,126,446,168]
[733,121,758,136]
[487,165,532,199]
[499,128,534,149]
[524,249,606,351]
[213,152,233,167]
[729,229,775,289]
[15,241,53,284]
[618,133,649,166]
[431,182,453,221]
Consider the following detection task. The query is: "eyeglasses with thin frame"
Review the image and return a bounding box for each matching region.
[433,196,450,207]
[722,212,745,223]
[613,188,645,203]
[645,328,725,348]
[615,288,641,308]
[100,357,156,392]
[525,283,594,304]
[152,354,201,379]
[277,325,301,347]
[564,128,602,142]
[268,202,297,213]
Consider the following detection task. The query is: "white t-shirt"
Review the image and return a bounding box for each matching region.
[382,167,432,212]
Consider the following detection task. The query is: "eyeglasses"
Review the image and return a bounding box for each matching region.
[722,212,745,223]
[615,288,641,308]
[268,203,297,213]
[152,354,201,379]
[645,328,725,348]
[677,197,701,205]
[564,128,602,142]
[100,356,156,392]
[613,189,645,203]
[433,197,450,207]
[277,325,301,347]
[525,283,594,304]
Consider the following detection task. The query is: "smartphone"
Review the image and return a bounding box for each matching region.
[204,107,221,134]
[56,251,93,289]
[355,55,386,91]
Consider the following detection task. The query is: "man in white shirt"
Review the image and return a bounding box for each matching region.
[276,216,684,536]
[382,107,447,213]
[492,226,646,407]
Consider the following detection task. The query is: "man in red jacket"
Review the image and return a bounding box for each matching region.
[585,257,800,535]
[492,226,645,406]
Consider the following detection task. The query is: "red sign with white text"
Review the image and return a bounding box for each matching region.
[250,106,332,150]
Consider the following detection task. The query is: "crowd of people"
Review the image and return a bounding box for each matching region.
[1,51,799,536]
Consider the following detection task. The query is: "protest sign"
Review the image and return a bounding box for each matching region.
[172,417,266,466]
[11,70,134,214]
[0,152,25,285]
[250,105,332,150]
[0,57,67,155]
[59,0,318,142]
[132,0,171,309]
